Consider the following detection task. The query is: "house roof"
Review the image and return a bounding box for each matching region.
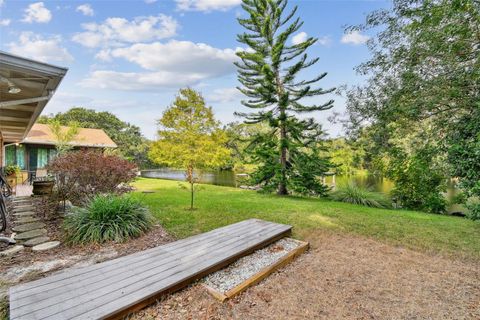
[0,51,68,142]
[22,123,117,148]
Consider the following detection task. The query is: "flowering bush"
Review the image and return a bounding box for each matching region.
[47,150,137,205]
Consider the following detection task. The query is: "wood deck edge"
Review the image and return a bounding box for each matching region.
[203,239,309,302]
[106,226,292,320]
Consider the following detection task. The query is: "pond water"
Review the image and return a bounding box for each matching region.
[141,168,461,212]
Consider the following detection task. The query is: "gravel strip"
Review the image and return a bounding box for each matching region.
[204,238,302,293]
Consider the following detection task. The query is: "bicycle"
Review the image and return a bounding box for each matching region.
[0,172,12,197]
[0,192,6,233]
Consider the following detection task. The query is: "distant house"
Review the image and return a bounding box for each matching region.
[4,123,117,173]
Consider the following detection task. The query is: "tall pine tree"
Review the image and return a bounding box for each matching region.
[236,0,334,195]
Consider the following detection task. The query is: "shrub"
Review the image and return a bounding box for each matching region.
[466,199,480,221]
[64,194,153,244]
[388,147,447,214]
[330,183,391,208]
[47,150,137,205]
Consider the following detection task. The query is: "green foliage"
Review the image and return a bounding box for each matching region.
[47,119,80,155]
[325,138,364,175]
[236,0,334,195]
[38,108,153,168]
[330,182,390,208]
[345,0,480,215]
[465,200,480,221]
[388,147,447,214]
[149,88,230,209]
[3,164,20,176]
[447,106,480,219]
[64,194,153,244]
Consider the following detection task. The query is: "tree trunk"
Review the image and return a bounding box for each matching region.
[190,180,194,210]
[187,165,195,210]
[278,111,288,195]
[276,69,288,196]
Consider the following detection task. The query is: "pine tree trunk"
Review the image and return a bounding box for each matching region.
[276,70,288,195]
[278,117,288,195]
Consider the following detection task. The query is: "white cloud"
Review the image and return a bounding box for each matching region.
[176,0,241,12]
[0,0,4,7]
[76,4,94,16]
[81,70,206,91]
[110,40,237,74]
[341,30,369,45]
[0,19,11,26]
[206,88,242,103]
[82,40,239,91]
[317,36,332,46]
[292,32,308,45]
[22,2,52,23]
[72,14,178,48]
[144,0,158,3]
[7,32,73,63]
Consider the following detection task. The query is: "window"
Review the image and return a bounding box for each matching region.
[16,145,26,170]
[37,148,49,168]
[4,145,26,170]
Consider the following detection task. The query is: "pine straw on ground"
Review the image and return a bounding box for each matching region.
[130,231,480,320]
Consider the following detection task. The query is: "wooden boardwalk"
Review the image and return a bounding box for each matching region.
[9,219,291,320]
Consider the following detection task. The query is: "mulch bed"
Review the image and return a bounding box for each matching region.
[129,231,480,320]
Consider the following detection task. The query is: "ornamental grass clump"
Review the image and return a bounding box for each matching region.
[64,194,153,244]
[330,183,391,209]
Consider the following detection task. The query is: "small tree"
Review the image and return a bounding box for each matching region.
[48,119,80,155]
[149,88,230,209]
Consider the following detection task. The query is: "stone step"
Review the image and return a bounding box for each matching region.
[15,217,41,224]
[12,200,33,204]
[13,206,35,212]
[15,229,47,240]
[23,236,50,247]
[12,222,46,233]
[0,245,24,256]
[32,241,60,252]
[13,211,36,217]
[13,196,32,200]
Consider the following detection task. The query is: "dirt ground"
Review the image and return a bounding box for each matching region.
[130,231,480,320]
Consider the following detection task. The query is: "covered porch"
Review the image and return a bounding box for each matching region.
[0,51,68,196]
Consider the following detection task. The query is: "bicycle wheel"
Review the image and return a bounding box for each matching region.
[0,194,6,233]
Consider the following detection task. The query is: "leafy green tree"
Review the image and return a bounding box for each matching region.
[345,0,480,215]
[236,0,334,195]
[149,88,230,209]
[48,119,80,155]
[38,108,152,168]
[447,106,480,219]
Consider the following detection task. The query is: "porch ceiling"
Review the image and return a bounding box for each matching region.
[0,51,68,143]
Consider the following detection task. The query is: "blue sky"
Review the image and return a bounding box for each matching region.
[0,0,390,139]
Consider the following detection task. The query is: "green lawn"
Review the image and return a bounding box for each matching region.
[133,178,480,260]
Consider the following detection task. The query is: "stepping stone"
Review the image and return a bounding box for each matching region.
[13,206,35,212]
[16,217,41,224]
[0,245,24,256]
[24,236,50,247]
[12,222,46,233]
[13,211,36,217]
[15,229,47,240]
[32,241,60,252]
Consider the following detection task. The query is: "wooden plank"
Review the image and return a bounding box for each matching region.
[11,222,276,313]
[10,219,291,320]
[11,219,255,296]
[14,225,288,320]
